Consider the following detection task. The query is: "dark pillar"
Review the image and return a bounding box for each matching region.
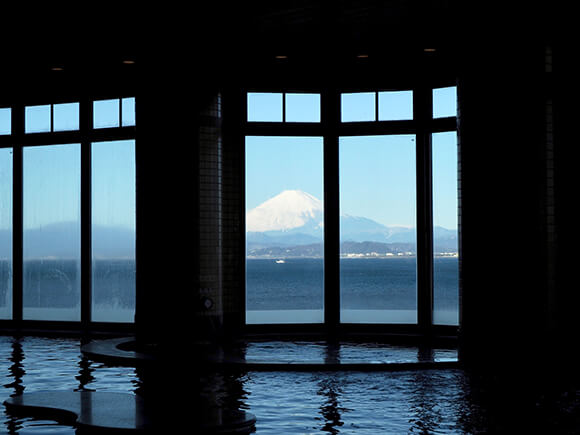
[134,63,200,347]
[457,38,552,371]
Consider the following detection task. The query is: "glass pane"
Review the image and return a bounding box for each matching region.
[285,93,321,122]
[93,99,120,128]
[53,102,79,131]
[341,92,375,122]
[0,148,12,319]
[92,140,136,323]
[247,93,283,122]
[378,90,413,120]
[433,86,457,118]
[432,132,459,325]
[121,98,136,126]
[340,135,417,324]
[246,136,324,324]
[23,144,81,321]
[0,108,11,135]
[25,105,51,133]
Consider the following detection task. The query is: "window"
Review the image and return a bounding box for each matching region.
[121,98,136,126]
[23,144,81,321]
[0,148,12,319]
[341,92,375,122]
[247,93,283,122]
[92,140,136,323]
[341,91,413,122]
[432,132,459,325]
[1,97,136,325]
[53,103,80,131]
[0,109,11,135]
[247,92,321,123]
[25,103,80,133]
[285,94,321,122]
[433,86,457,118]
[25,105,51,133]
[245,85,458,330]
[340,135,417,324]
[246,136,324,324]
[378,91,413,121]
[93,98,136,128]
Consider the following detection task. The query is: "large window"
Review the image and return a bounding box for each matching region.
[0,97,136,325]
[91,140,136,323]
[246,84,458,330]
[432,132,459,325]
[0,148,12,319]
[23,144,81,321]
[246,136,324,324]
[340,135,417,324]
[245,86,459,326]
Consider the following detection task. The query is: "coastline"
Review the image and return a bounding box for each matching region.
[247,253,458,260]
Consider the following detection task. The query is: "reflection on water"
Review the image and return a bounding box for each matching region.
[5,340,24,397]
[0,336,140,434]
[3,336,580,433]
[318,376,346,434]
[241,340,458,364]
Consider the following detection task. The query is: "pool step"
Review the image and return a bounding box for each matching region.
[4,391,257,433]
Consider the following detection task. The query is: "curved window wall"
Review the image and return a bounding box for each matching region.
[245,85,458,331]
[0,97,136,326]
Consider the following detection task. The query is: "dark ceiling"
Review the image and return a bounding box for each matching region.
[1,1,559,86]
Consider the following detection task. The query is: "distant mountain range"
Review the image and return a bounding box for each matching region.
[0,190,457,261]
[247,190,457,256]
[0,222,135,259]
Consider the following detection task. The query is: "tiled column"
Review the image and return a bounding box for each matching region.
[197,93,225,338]
[196,90,245,339]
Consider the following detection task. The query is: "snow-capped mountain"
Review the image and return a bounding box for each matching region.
[246,190,323,233]
[246,190,457,250]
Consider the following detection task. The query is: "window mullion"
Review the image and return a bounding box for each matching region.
[80,99,92,326]
[414,86,434,332]
[322,88,340,334]
[11,104,24,323]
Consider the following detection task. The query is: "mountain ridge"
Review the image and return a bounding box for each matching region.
[247,190,457,249]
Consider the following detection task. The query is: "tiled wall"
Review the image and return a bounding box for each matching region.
[197,91,245,336]
[543,44,557,330]
[219,93,244,330]
[198,93,224,332]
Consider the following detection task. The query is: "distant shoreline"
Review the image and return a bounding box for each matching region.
[247,253,458,260]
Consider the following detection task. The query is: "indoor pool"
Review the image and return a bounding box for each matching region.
[2,335,580,434]
[0,335,140,434]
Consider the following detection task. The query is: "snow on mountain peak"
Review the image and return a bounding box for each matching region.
[247,190,323,232]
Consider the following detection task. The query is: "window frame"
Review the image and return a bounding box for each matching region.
[0,95,137,332]
[242,84,458,337]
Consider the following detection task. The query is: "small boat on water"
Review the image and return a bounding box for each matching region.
[275,259,285,264]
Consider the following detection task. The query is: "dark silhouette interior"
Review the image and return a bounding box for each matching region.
[1,2,578,433]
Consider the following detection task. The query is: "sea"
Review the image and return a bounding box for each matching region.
[247,257,459,325]
[1,257,458,325]
[0,259,136,322]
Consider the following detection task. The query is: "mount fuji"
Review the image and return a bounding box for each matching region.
[247,190,323,233]
[246,190,324,248]
[246,190,457,252]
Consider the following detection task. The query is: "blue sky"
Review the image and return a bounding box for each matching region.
[246,88,458,230]
[20,140,136,231]
[0,100,136,235]
[1,91,457,233]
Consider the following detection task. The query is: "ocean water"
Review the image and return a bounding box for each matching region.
[0,259,135,322]
[247,257,459,325]
[2,258,457,325]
